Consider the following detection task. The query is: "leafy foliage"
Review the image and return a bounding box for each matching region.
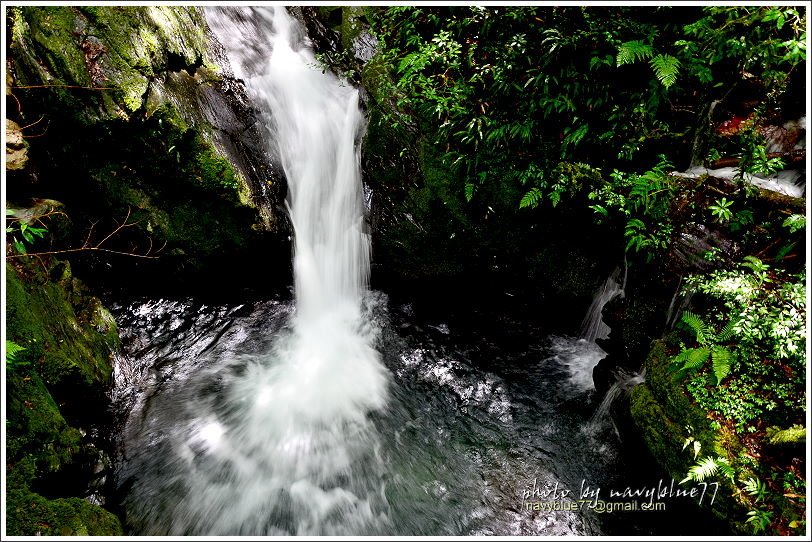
[743,477,768,503]
[681,267,805,431]
[648,54,681,88]
[5,340,29,370]
[708,197,733,223]
[680,455,734,484]
[616,40,654,66]
[673,312,736,384]
[6,209,48,255]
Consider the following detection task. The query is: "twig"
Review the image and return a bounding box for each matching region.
[19,116,45,130]
[8,207,165,260]
[12,84,114,90]
[8,246,163,260]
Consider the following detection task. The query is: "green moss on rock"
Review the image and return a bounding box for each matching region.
[629,337,749,532]
[5,259,122,536]
[6,262,117,386]
[6,484,123,536]
[10,6,208,121]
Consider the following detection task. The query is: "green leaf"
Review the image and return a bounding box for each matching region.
[617,40,655,67]
[649,54,681,88]
[464,183,475,202]
[711,346,733,383]
[775,242,797,262]
[681,347,710,370]
[782,214,805,233]
[680,456,719,484]
[590,204,608,217]
[5,340,26,364]
[680,311,710,344]
[717,319,737,341]
[520,187,543,209]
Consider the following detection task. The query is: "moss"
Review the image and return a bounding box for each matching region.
[11,6,209,121]
[6,484,123,536]
[6,372,81,475]
[629,337,749,532]
[340,6,366,51]
[5,259,122,536]
[6,262,117,387]
[766,425,805,446]
[192,134,241,191]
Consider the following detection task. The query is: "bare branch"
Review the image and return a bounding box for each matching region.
[12,84,114,90]
[7,207,166,260]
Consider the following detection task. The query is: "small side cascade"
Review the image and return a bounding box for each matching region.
[580,267,624,343]
[587,368,646,435]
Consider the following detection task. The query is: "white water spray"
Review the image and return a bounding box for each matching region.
[122,8,390,535]
[580,268,624,343]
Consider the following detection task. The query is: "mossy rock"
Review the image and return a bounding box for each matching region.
[9,6,207,120]
[6,261,118,387]
[629,337,750,532]
[5,372,81,475]
[6,484,123,536]
[5,259,123,536]
[8,6,278,272]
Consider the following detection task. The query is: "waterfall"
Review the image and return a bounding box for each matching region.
[121,8,390,535]
[580,268,623,343]
[589,368,646,429]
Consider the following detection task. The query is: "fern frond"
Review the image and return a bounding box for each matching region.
[716,457,735,482]
[717,318,738,342]
[681,456,719,484]
[680,311,709,344]
[743,477,767,502]
[681,347,710,370]
[681,456,731,484]
[5,340,25,364]
[519,187,543,209]
[649,54,681,88]
[616,40,654,67]
[711,346,734,383]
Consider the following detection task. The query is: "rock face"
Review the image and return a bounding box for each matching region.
[5,119,29,170]
[5,259,123,535]
[6,6,288,293]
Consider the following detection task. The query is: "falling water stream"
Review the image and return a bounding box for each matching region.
[112,8,721,536]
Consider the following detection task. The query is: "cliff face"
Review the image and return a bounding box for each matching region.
[3,7,289,534]
[7,6,289,294]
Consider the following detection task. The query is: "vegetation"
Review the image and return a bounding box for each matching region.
[363,5,806,535]
[4,4,806,537]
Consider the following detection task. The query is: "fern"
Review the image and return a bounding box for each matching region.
[680,347,710,370]
[464,183,475,202]
[711,346,733,383]
[717,458,735,482]
[681,456,733,484]
[743,477,768,503]
[680,311,710,344]
[5,340,28,369]
[616,40,654,66]
[649,54,681,88]
[520,187,543,209]
[717,318,738,342]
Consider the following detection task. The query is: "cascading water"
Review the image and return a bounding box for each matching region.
[579,268,623,343]
[111,9,723,537]
[588,369,646,433]
[118,8,389,535]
